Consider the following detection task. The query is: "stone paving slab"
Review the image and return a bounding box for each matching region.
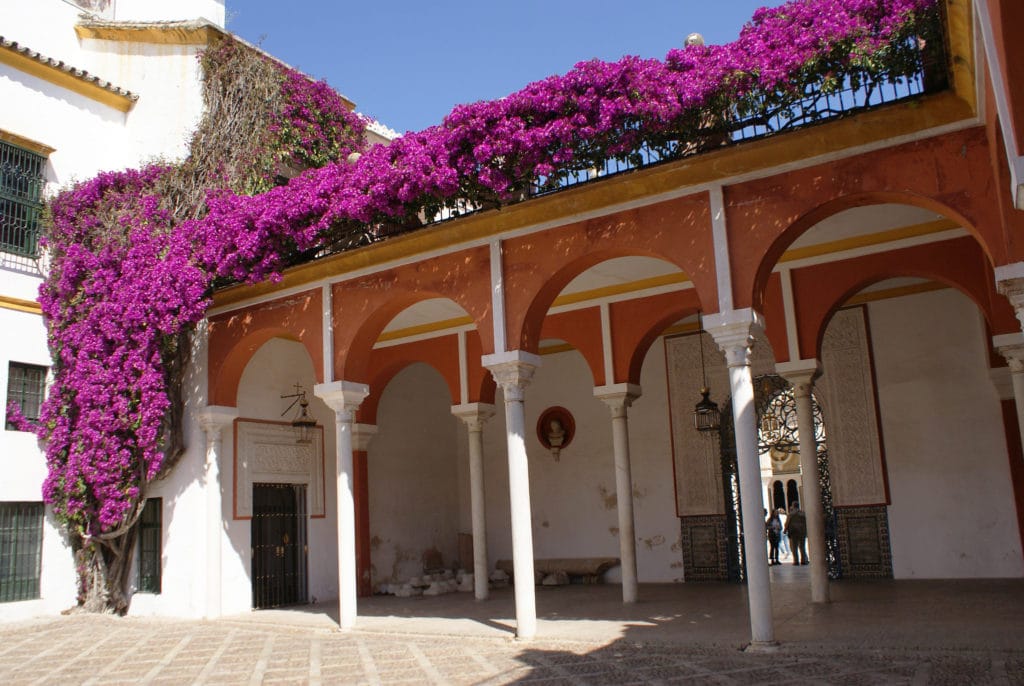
[0,614,1022,685]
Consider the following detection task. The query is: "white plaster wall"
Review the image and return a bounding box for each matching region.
[369,363,460,585]
[0,306,75,621]
[869,289,1024,578]
[229,338,338,610]
[477,341,681,584]
[115,0,226,27]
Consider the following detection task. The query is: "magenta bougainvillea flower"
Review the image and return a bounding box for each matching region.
[33,0,936,537]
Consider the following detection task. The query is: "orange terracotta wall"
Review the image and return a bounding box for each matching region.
[761,272,790,363]
[540,308,605,386]
[609,289,700,384]
[788,237,1015,359]
[501,193,716,352]
[358,335,461,423]
[725,127,1014,311]
[332,246,493,383]
[208,289,323,407]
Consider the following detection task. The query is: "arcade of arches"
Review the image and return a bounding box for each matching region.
[191,81,1024,645]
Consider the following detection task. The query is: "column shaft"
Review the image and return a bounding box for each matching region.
[315,381,370,632]
[792,383,829,603]
[335,412,358,629]
[205,432,222,618]
[467,424,490,600]
[197,406,237,619]
[727,361,774,643]
[483,352,540,640]
[610,409,638,603]
[503,395,537,638]
[706,310,774,647]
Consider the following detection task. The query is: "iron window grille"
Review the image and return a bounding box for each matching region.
[0,140,46,258]
[6,362,47,431]
[0,502,44,603]
[137,498,162,593]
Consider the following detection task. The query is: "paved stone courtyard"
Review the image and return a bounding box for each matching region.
[4,575,1024,684]
[1,612,1022,685]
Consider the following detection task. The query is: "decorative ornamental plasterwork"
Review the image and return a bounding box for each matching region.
[818,307,887,506]
[665,330,775,516]
[235,420,325,518]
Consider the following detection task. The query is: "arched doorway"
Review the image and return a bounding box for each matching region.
[719,374,839,581]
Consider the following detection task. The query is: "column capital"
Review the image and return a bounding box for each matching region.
[594,383,642,417]
[990,366,1015,401]
[314,380,370,415]
[994,333,1024,373]
[352,423,378,452]
[776,359,822,397]
[704,308,764,368]
[995,267,1024,330]
[451,403,496,431]
[196,406,238,436]
[482,350,541,402]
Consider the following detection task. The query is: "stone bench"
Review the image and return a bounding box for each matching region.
[495,557,620,585]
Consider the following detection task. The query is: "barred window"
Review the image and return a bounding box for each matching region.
[0,502,44,603]
[6,362,47,430]
[0,140,46,257]
[138,498,162,593]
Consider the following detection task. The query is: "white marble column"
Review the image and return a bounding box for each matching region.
[482,350,540,639]
[593,383,641,603]
[705,309,775,647]
[314,380,370,631]
[777,360,829,604]
[451,403,496,601]
[197,405,238,619]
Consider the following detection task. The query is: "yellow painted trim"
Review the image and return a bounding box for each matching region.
[551,272,689,308]
[779,218,960,263]
[0,295,42,314]
[0,45,135,112]
[539,342,576,355]
[376,315,473,342]
[946,0,976,114]
[75,24,217,46]
[661,321,700,338]
[0,130,54,156]
[845,281,948,305]
[214,89,975,309]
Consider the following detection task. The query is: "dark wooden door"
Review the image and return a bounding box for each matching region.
[251,483,308,608]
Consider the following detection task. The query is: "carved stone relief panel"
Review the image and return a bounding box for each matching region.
[665,330,776,516]
[235,420,325,518]
[819,307,887,506]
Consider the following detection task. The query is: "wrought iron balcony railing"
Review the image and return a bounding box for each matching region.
[277,15,950,270]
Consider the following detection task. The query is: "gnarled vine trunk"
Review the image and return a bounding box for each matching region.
[73,528,139,615]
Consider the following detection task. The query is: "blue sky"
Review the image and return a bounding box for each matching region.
[227,1,771,135]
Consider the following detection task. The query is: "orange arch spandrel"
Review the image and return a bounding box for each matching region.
[332,246,492,383]
[501,193,715,353]
[465,329,496,404]
[790,237,1014,359]
[540,308,605,386]
[208,289,323,407]
[726,127,1013,311]
[762,272,790,365]
[609,289,701,385]
[357,335,460,424]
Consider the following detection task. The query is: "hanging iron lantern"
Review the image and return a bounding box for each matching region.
[693,312,721,433]
[281,384,318,445]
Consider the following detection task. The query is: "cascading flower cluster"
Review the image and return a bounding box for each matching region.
[34,0,936,549]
